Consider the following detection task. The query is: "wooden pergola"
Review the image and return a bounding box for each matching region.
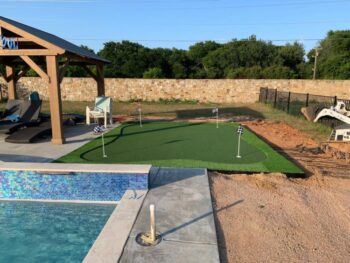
[0,16,109,144]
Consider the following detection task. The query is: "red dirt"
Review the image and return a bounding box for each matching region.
[243,120,350,178]
[211,120,350,263]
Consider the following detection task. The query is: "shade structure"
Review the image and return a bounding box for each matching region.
[0,16,109,144]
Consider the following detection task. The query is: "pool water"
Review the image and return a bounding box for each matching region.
[0,201,115,263]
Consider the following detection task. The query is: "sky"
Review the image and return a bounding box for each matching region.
[1,0,350,53]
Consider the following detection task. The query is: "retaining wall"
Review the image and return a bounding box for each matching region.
[0,78,349,103]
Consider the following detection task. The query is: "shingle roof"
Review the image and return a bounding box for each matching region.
[0,16,109,63]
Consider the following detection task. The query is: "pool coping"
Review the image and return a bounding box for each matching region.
[83,189,148,263]
[0,198,119,205]
[0,162,152,174]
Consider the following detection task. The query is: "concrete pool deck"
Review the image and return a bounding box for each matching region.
[120,167,220,263]
[0,124,118,162]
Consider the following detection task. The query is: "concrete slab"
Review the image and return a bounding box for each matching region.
[0,124,118,162]
[0,162,151,174]
[84,190,147,263]
[120,167,220,263]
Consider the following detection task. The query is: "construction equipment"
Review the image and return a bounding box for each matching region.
[302,101,350,142]
[314,101,350,124]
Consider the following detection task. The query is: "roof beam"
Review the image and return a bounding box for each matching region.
[59,58,70,84]
[15,66,29,82]
[16,37,31,42]
[20,55,49,83]
[0,26,2,51]
[0,49,58,56]
[0,66,8,82]
[64,52,105,66]
[0,20,64,54]
[82,65,98,82]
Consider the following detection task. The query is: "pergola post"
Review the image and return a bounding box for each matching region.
[46,55,65,145]
[6,64,17,99]
[96,64,105,96]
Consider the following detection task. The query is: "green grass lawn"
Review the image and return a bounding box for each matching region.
[57,121,303,174]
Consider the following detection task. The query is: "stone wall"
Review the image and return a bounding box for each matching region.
[0,78,349,103]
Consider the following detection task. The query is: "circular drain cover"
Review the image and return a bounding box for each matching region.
[136,232,162,247]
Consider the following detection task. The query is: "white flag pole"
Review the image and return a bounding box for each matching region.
[213,108,219,128]
[139,108,142,127]
[236,132,241,159]
[216,109,219,129]
[102,132,107,158]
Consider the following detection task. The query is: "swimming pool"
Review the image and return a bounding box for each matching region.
[0,201,115,263]
[0,162,151,262]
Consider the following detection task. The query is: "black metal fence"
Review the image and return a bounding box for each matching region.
[259,87,350,116]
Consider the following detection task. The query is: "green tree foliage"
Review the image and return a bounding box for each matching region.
[314,30,350,79]
[65,45,95,77]
[188,41,221,78]
[4,31,347,80]
[143,67,164,79]
[98,41,150,77]
[277,42,305,69]
[202,36,279,78]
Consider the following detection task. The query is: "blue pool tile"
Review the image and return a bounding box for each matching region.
[0,170,149,202]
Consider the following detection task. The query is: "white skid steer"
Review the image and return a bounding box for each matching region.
[313,101,350,141]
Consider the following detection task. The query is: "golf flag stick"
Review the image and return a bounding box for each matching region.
[212,108,219,128]
[102,132,107,158]
[237,133,241,158]
[137,103,142,127]
[139,108,142,127]
[236,125,244,158]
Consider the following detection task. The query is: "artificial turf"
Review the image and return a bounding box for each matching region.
[57,121,303,174]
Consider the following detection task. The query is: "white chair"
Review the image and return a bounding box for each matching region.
[86,96,113,127]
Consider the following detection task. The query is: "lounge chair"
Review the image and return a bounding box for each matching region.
[0,100,23,120]
[5,121,51,144]
[5,113,86,144]
[86,96,113,127]
[0,100,42,134]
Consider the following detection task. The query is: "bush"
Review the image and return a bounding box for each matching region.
[262,66,294,79]
[143,67,164,79]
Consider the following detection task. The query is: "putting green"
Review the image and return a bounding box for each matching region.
[57,122,303,174]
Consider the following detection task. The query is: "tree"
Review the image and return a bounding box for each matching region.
[203,36,278,78]
[188,41,221,78]
[143,67,164,78]
[72,32,350,80]
[168,49,191,79]
[262,66,294,79]
[313,30,350,79]
[65,45,96,77]
[277,42,305,69]
[98,41,150,77]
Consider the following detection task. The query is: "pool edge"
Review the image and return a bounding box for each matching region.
[83,189,148,263]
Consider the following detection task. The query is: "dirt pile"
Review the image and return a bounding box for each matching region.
[211,120,350,262]
[243,120,350,178]
[211,172,350,263]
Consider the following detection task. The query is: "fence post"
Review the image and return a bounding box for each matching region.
[287,92,291,113]
[273,89,278,108]
[306,93,309,107]
[334,96,338,106]
[265,87,268,103]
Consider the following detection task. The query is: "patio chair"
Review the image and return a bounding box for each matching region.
[5,121,51,144]
[0,100,42,134]
[86,96,113,127]
[0,100,23,120]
